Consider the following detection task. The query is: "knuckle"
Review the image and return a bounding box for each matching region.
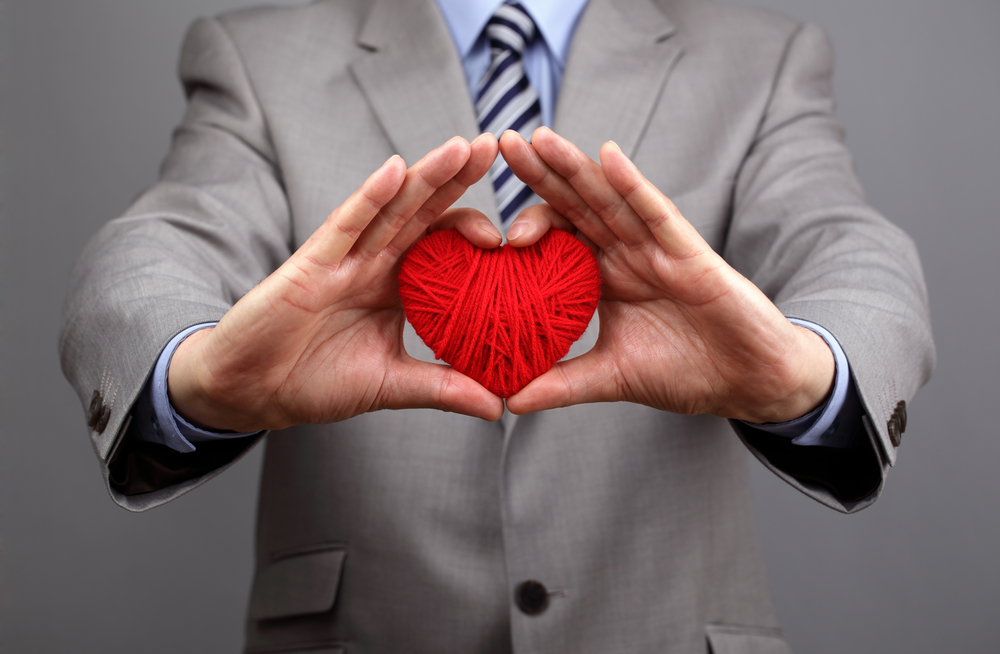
[437,369,457,406]
[333,219,365,242]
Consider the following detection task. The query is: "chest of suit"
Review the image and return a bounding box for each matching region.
[218,1,793,652]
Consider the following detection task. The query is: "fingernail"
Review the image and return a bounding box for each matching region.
[383,154,401,167]
[478,219,501,239]
[507,221,527,242]
[607,140,622,152]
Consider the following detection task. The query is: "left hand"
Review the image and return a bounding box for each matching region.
[168,135,507,432]
[499,128,834,423]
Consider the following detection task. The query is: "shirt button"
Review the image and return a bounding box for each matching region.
[515,580,549,616]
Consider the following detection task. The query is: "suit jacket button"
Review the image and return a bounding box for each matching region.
[87,391,103,428]
[95,406,111,435]
[515,580,549,615]
[896,400,907,433]
[887,414,902,447]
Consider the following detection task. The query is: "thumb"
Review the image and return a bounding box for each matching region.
[381,358,505,421]
[504,350,620,414]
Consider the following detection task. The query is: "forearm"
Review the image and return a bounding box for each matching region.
[723,23,933,464]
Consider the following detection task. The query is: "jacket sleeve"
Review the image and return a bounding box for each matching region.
[59,17,288,512]
[723,23,935,513]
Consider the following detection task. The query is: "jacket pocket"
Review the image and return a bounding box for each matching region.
[249,544,347,621]
[705,623,792,654]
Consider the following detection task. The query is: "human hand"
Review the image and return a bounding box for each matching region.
[167,135,506,431]
[499,128,834,423]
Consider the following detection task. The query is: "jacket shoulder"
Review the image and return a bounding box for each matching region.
[659,0,805,49]
[209,0,370,62]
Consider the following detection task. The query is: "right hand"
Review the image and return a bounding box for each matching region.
[167,135,507,431]
[498,129,834,424]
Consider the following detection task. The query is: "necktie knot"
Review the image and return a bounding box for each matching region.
[486,3,537,58]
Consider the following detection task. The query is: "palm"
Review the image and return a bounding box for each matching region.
[220,253,406,424]
[590,245,785,416]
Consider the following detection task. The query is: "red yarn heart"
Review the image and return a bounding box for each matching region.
[399,229,601,398]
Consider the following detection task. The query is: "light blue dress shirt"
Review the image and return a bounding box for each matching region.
[134,0,857,452]
[436,0,590,128]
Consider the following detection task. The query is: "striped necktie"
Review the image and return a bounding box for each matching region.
[476,2,543,224]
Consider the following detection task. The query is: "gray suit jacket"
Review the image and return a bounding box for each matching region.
[60,0,934,652]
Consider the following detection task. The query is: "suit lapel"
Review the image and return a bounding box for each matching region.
[350,0,500,223]
[555,0,684,161]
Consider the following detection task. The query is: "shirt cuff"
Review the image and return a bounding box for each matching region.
[740,318,852,448]
[132,322,261,453]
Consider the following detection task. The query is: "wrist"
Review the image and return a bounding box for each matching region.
[166,327,238,432]
[735,324,836,424]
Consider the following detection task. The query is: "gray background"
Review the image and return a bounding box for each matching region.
[1,0,996,651]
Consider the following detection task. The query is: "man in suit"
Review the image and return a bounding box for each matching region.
[60,0,934,652]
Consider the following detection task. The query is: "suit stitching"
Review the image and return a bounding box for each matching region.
[879,388,890,423]
[107,383,120,412]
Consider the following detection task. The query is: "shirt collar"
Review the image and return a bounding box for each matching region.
[435,0,591,64]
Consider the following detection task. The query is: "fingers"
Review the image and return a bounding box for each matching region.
[601,141,709,258]
[598,141,705,259]
[383,358,505,421]
[404,198,578,252]
[504,350,620,415]
[529,128,655,248]
[423,133,499,218]
[427,207,502,249]
[388,133,499,255]
[506,203,576,247]
[300,154,408,266]
[499,130,619,250]
[352,136,473,259]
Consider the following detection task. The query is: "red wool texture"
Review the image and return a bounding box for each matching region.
[398,229,601,398]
